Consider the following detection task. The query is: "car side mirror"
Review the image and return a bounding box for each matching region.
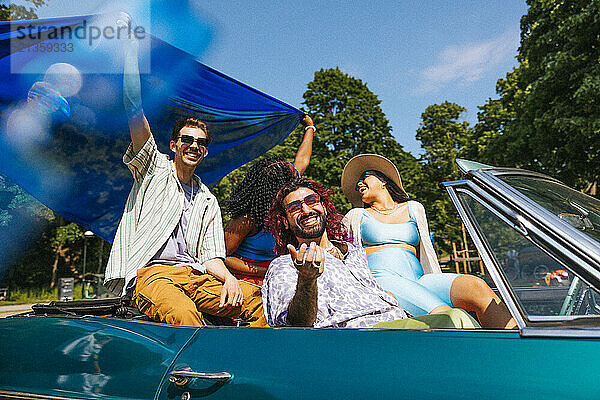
[559,213,594,231]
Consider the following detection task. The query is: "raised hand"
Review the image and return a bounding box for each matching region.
[287,242,325,279]
[301,114,314,128]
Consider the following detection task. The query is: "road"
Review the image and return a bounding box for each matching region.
[0,303,36,318]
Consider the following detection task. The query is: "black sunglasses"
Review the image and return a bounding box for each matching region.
[284,193,321,214]
[355,171,377,191]
[179,134,210,147]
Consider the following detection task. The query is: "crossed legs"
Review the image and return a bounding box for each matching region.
[133,265,267,327]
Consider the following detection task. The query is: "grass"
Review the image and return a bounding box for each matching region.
[0,283,85,305]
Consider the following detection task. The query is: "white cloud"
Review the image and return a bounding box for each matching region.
[414,28,519,94]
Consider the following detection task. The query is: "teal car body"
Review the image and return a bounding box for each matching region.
[2,161,600,399]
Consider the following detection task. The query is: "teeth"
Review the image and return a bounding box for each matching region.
[300,215,318,226]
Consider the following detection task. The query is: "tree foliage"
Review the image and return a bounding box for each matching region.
[0,0,47,21]
[299,67,420,212]
[214,67,420,215]
[470,0,600,192]
[416,102,472,250]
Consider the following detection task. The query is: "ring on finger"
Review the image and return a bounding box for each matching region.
[311,260,323,269]
[293,258,303,267]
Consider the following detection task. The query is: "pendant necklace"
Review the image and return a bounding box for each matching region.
[370,203,399,215]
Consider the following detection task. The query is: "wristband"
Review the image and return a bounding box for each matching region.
[304,125,316,133]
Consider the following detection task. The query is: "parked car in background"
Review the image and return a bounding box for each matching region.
[1,159,600,400]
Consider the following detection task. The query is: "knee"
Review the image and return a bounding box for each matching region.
[452,275,495,307]
[467,275,492,297]
[160,304,203,326]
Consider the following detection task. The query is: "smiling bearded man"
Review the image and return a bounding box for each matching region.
[261,178,409,328]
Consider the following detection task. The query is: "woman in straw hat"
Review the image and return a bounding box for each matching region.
[342,154,515,329]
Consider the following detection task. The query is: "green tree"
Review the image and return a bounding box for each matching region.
[415,101,473,252]
[469,0,600,193]
[464,67,522,165]
[214,67,420,215]
[0,0,47,20]
[300,67,420,212]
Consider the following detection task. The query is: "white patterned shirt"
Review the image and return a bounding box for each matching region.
[262,242,407,328]
[104,135,225,294]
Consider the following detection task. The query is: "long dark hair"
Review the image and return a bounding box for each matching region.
[366,170,410,204]
[227,156,298,230]
[266,178,348,256]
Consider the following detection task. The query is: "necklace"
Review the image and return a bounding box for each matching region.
[370,203,399,215]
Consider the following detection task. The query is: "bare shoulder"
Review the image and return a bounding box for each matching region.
[225,215,255,234]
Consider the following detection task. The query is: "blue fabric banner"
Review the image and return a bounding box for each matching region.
[0,15,303,243]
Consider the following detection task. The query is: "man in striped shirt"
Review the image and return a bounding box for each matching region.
[104,36,266,327]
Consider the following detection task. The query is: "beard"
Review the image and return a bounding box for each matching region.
[290,210,327,239]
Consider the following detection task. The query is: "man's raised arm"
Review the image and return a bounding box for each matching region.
[286,243,324,327]
[123,36,151,154]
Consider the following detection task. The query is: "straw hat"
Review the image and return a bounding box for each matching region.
[341,154,405,207]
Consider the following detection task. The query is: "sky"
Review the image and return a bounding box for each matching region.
[27,0,529,156]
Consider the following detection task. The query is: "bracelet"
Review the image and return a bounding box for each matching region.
[304,125,316,133]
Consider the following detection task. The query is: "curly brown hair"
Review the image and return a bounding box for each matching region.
[266,178,348,256]
[227,156,298,230]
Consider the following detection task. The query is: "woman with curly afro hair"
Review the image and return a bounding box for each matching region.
[224,114,316,286]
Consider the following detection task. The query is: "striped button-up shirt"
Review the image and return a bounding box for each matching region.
[104,135,225,295]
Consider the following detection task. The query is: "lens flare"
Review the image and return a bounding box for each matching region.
[5,103,51,149]
[27,82,71,117]
[43,63,83,97]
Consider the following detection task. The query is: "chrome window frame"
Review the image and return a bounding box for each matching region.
[471,169,600,272]
[444,177,600,328]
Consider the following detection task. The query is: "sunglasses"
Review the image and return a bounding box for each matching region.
[179,134,210,147]
[355,171,378,191]
[284,193,321,214]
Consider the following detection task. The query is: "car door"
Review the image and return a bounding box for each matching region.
[0,316,198,399]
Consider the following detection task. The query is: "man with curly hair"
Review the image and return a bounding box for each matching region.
[262,178,409,328]
[224,115,314,286]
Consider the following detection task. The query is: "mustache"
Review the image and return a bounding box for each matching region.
[297,211,322,223]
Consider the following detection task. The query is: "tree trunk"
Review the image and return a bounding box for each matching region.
[50,247,61,288]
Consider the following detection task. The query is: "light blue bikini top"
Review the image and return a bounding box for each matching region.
[360,205,420,248]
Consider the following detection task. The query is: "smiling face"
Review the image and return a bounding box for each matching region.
[170,126,209,171]
[355,170,387,204]
[283,187,327,240]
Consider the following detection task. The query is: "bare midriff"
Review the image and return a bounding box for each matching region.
[364,243,417,256]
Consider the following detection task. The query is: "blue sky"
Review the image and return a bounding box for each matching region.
[29,0,528,155]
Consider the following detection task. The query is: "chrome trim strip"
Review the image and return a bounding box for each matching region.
[521,327,600,338]
[0,390,83,400]
[444,182,527,329]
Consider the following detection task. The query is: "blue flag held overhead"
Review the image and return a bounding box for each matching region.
[0,14,303,242]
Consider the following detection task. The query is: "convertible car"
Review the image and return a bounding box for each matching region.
[1,160,600,400]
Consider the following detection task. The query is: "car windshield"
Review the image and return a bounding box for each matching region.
[499,175,600,244]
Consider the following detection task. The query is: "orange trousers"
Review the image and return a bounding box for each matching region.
[132,265,267,327]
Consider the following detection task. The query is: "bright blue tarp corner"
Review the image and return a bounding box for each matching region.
[0,15,302,243]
